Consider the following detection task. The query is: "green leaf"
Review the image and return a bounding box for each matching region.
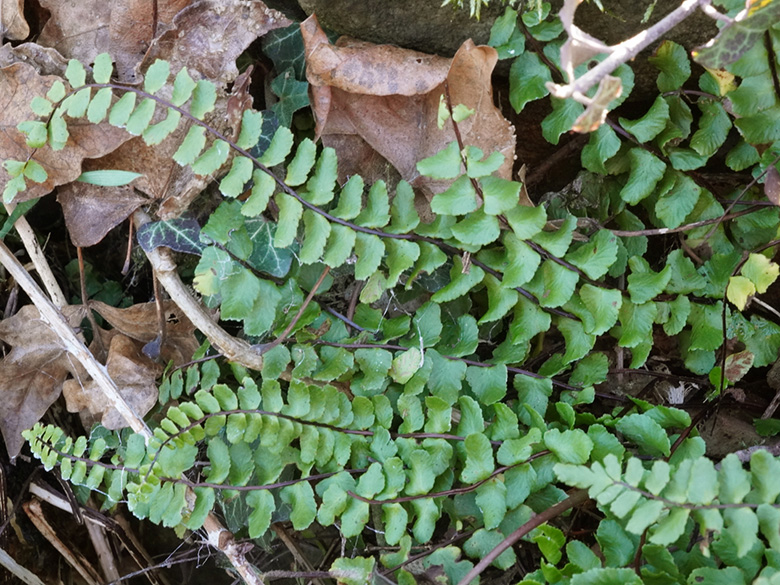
[388,181,419,233]
[191,139,230,176]
[480,273,519,323]
[727,276,755,311]
[620,149,666,205]
[171,67,196,107]
[619,95,669,143]
[691,99,731,158]
[503,233,541,287]
[542,98,584,145]
[86,87,114,124]
[616,413,670,457]
[509,52,551,112]
[280,481,317,531]
[322,224,356,268]
[627,257,671,304]
[582,124,621,174]
[504,204,546,239]
[330,557,375,585]
[285,138,316,187]
[742,253,780,294]
[243,170,275,216]
[77,170,143,187]
[354,233,385,280]
[273,193,303,249]
[451,208,500,246]
[735,106,780,145]
[22,161,46,183]
[259,126,294,167]
[430,257,484,303]
[355,180,390,228]
[173,126,207,166]
[219,156,253,197]
[618,300,656,348]
[431,175,478,216]
[688,302,722,351]
[92,53,113,84]
[65,59,86,88]
[303,147,337,205]
[544,428,593,464]
[205,438,230,483]
[531,214,576,257]
[480,176,520,215]
[270,68,309,127]
[525,259,579,308]
[299,210,331,264]
[417,141,462,179]
[566,230,619,280]
[655,172,700,229]
[143,59,170,94]
[108,92,137,127]
[125,98,156,136]
[532,524,565,565]
[461,433,494,483]
[570,568,643,585]
[246,490,275,538]
[649,40,691,92]
[190,80,217,119]
[580,285,622,336]
[466,364,507,405]
[466,147,504,178]
[569,352,609,387]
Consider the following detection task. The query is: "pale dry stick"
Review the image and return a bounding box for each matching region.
[547,0,707,103]
[0,238,149,435]
[132,209,264,371]
[4,202,68,308]
[0,547,47,585]
[0,237,265,585]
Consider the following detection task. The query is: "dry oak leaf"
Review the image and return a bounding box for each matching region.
[0,41,69,76]
[0,304,86,458]
[301,14,516,200]
[140,0,292,87]
[58,182,149,247]
[62,333,161,430]
[0,61,132,202]
[90,300,200,367]
[36,0,193,82]
[1,0,29,41]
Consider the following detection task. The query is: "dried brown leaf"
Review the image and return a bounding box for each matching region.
[301,15,515,200]
[90,300,199,366]
[0,62,132,201]
[141,0,291,86]
[0,305,86,457]
[58,182,149,247]
[765,165,780,207]
[2,0,29,41]
[62,333,160,430]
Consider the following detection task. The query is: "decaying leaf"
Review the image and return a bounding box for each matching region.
[1,0,29,41]
[58,182,149,247]
[140,0,291,86]
[90,300,200,366]
[301,14,516,201]
[724,350,754,384]
[62,333,161,430]
[572,74,622,133]
[36,0,193,82]
[0,305,86,458]
[0,62,132,201]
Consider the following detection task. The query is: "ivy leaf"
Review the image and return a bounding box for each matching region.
[246,218,294,277]
[620,149,666,205]
[649,40,691,92]
[509,52,551,112]
[619,96,669,143]
[263,23,307,79]
[270,68,310,127]
[137,218,204,255]
[565,230,619,280]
